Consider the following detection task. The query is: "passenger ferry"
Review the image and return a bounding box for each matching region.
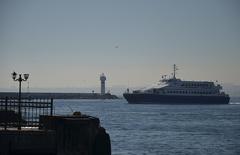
[123,65,230,104]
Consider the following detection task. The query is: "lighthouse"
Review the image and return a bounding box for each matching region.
[100,73,106,95]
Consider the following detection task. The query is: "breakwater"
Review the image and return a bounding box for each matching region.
[0,92,118,99]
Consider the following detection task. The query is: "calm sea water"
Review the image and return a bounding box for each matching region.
[54,99,240,155]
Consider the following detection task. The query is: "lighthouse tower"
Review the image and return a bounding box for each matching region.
[100,73,106,95]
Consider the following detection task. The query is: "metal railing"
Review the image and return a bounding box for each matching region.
[0,97,53,129]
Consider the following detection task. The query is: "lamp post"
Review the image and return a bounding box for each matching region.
[11,71,29,130]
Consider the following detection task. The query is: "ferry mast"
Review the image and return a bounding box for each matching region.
[173,64,178,79]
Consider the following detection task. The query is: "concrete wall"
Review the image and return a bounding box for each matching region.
[40,115,100,155]
[0,130,56,155]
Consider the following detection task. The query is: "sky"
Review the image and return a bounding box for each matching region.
[0,0,240,93]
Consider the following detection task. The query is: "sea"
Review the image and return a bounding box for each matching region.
[54,99,240,155]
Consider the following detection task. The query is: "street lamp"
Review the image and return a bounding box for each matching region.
[11,71,29,130]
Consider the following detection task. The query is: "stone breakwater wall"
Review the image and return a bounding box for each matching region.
[0,92,118,99]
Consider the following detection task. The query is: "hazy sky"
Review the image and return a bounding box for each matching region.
[0,0,240,92]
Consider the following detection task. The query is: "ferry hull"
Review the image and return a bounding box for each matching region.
[123,93,230,104]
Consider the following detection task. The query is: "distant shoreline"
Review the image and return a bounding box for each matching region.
[0,92,118,99]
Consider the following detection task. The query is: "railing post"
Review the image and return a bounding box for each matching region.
[5,97,8,130]
[50,98,53,116]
